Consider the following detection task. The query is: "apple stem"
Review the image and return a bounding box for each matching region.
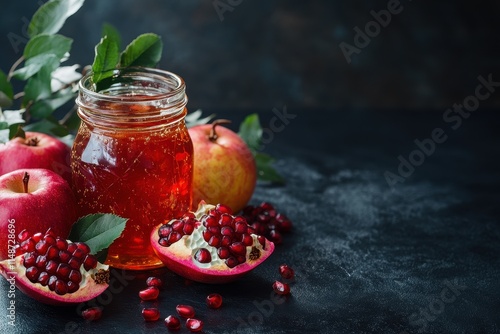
[26,137,40,147]
[23,172,30,193]
[209,119,232,142]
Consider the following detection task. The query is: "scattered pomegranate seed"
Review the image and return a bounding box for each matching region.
[279,264,295,279]
[142,307,160,322]
[81,307,103,321]
[139,286,160,301]
[206,293,223,309]
[272,281,291,295]
[146,276,163,288]
[176,304,195,318]
[186,318,203,332]
[164,315,181,330]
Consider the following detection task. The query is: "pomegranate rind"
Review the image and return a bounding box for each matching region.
[150,202,275,284]
[0,255,109,306]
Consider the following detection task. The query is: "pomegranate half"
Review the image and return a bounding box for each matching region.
[0,229,109,306]
[150,202,274,284]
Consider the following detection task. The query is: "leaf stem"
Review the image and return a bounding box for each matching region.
[7,56,25,81]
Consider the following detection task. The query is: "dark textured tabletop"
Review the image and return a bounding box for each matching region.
[1,109,499,334]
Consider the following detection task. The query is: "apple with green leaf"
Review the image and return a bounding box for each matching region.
[0,168,77,260]
[0,131,72,184]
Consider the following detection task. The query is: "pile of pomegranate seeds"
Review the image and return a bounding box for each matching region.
[242,202,293,244]
[18,229,101,295]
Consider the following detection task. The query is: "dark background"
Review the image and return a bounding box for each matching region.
[1,0,500,111]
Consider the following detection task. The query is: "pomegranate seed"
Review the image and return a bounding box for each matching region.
[67,243,78,253]
[45,228,56,237]
[54,280,68,295]
[268,230,282,244]
[203,215,218,227]
[229,242,246,256]
[17,229,29,242]
[58,250,71,263]
[183,222,195,235]
[35,241,49,255]
[82,307,103,321]
[221,226,234,237]
[206,293,223,309]
[167,231,182,244]
[272,281,290,295]
[68,257,81,270]
[72,248,86,260]
[75,242,91,254]
[23,252,36,267]
[176,304,195,318]
[241,234,254,246]
[219,213,233,226]
[215,203,232,215]
[207,226,221,235]
[142,308,160,322]
[257,235,266,249]
[48,275,58,291]
[217,247,230,259]
[37,272,50,286]
[279,264,295,279]
[225,256,238,268]
[220,235,232,247]
[56,263,71,279]
[172,220,185,233]
[83,254,98,271]
[45,246,59,260]
[68,270,82,283]
[67,281,79,293]
[260,202,274,211]
[32,232,43,242]
[208,235,221,247]
[139,286,160,301]
[158,237,170,247]
[20,239,36,252]
[158,224,173,238]
[164,315,181,330]
[186,318,203,332]
[43,234,56,245]
[194,248,212,263]
[202,230,212,242]
[234,221,248,234]
[45,260,58,274]
[146,276,163,288]
[55,238,68,250]
[35,255,48,268]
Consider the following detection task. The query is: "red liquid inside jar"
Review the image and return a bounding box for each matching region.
[71,69,193,270]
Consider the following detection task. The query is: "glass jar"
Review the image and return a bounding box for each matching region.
[71,68,193,270]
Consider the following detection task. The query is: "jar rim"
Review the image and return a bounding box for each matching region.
[78,67,186,103]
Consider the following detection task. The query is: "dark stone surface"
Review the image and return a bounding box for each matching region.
[1,108,499,333]
[1,0,500,109]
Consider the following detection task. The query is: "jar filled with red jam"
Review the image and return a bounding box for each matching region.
[71,68,193,270]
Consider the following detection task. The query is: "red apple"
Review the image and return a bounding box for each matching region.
[188,120,257,213]
[0,131,72,184]
[0,169,77,260]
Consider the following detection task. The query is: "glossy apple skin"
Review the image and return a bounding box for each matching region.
[0,132,72,184]
[188,124,257,213]
[0,169,77,260]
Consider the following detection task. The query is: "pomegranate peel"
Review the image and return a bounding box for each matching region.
[151,201,275,284]
[0,251,109,306]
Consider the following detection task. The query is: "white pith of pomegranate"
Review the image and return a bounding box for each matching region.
[150,202,275,284]
[0,229,109,306]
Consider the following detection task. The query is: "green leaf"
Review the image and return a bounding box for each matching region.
[30,100,54,119]
[28,0,85,37]
[46,87,77,110]
[24,34,73,60]
[68,214,128,255]
[255,152,285,184]
[12,54,59,81]
[185,109,215,128]
[0,70,14,108]
[238,113,263,152]
[24,117,69,137]
[102,23,122,50]
[120,33,162,68]
[92,36,120,84]
[10,125,26,140]
[23,65,53,103]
